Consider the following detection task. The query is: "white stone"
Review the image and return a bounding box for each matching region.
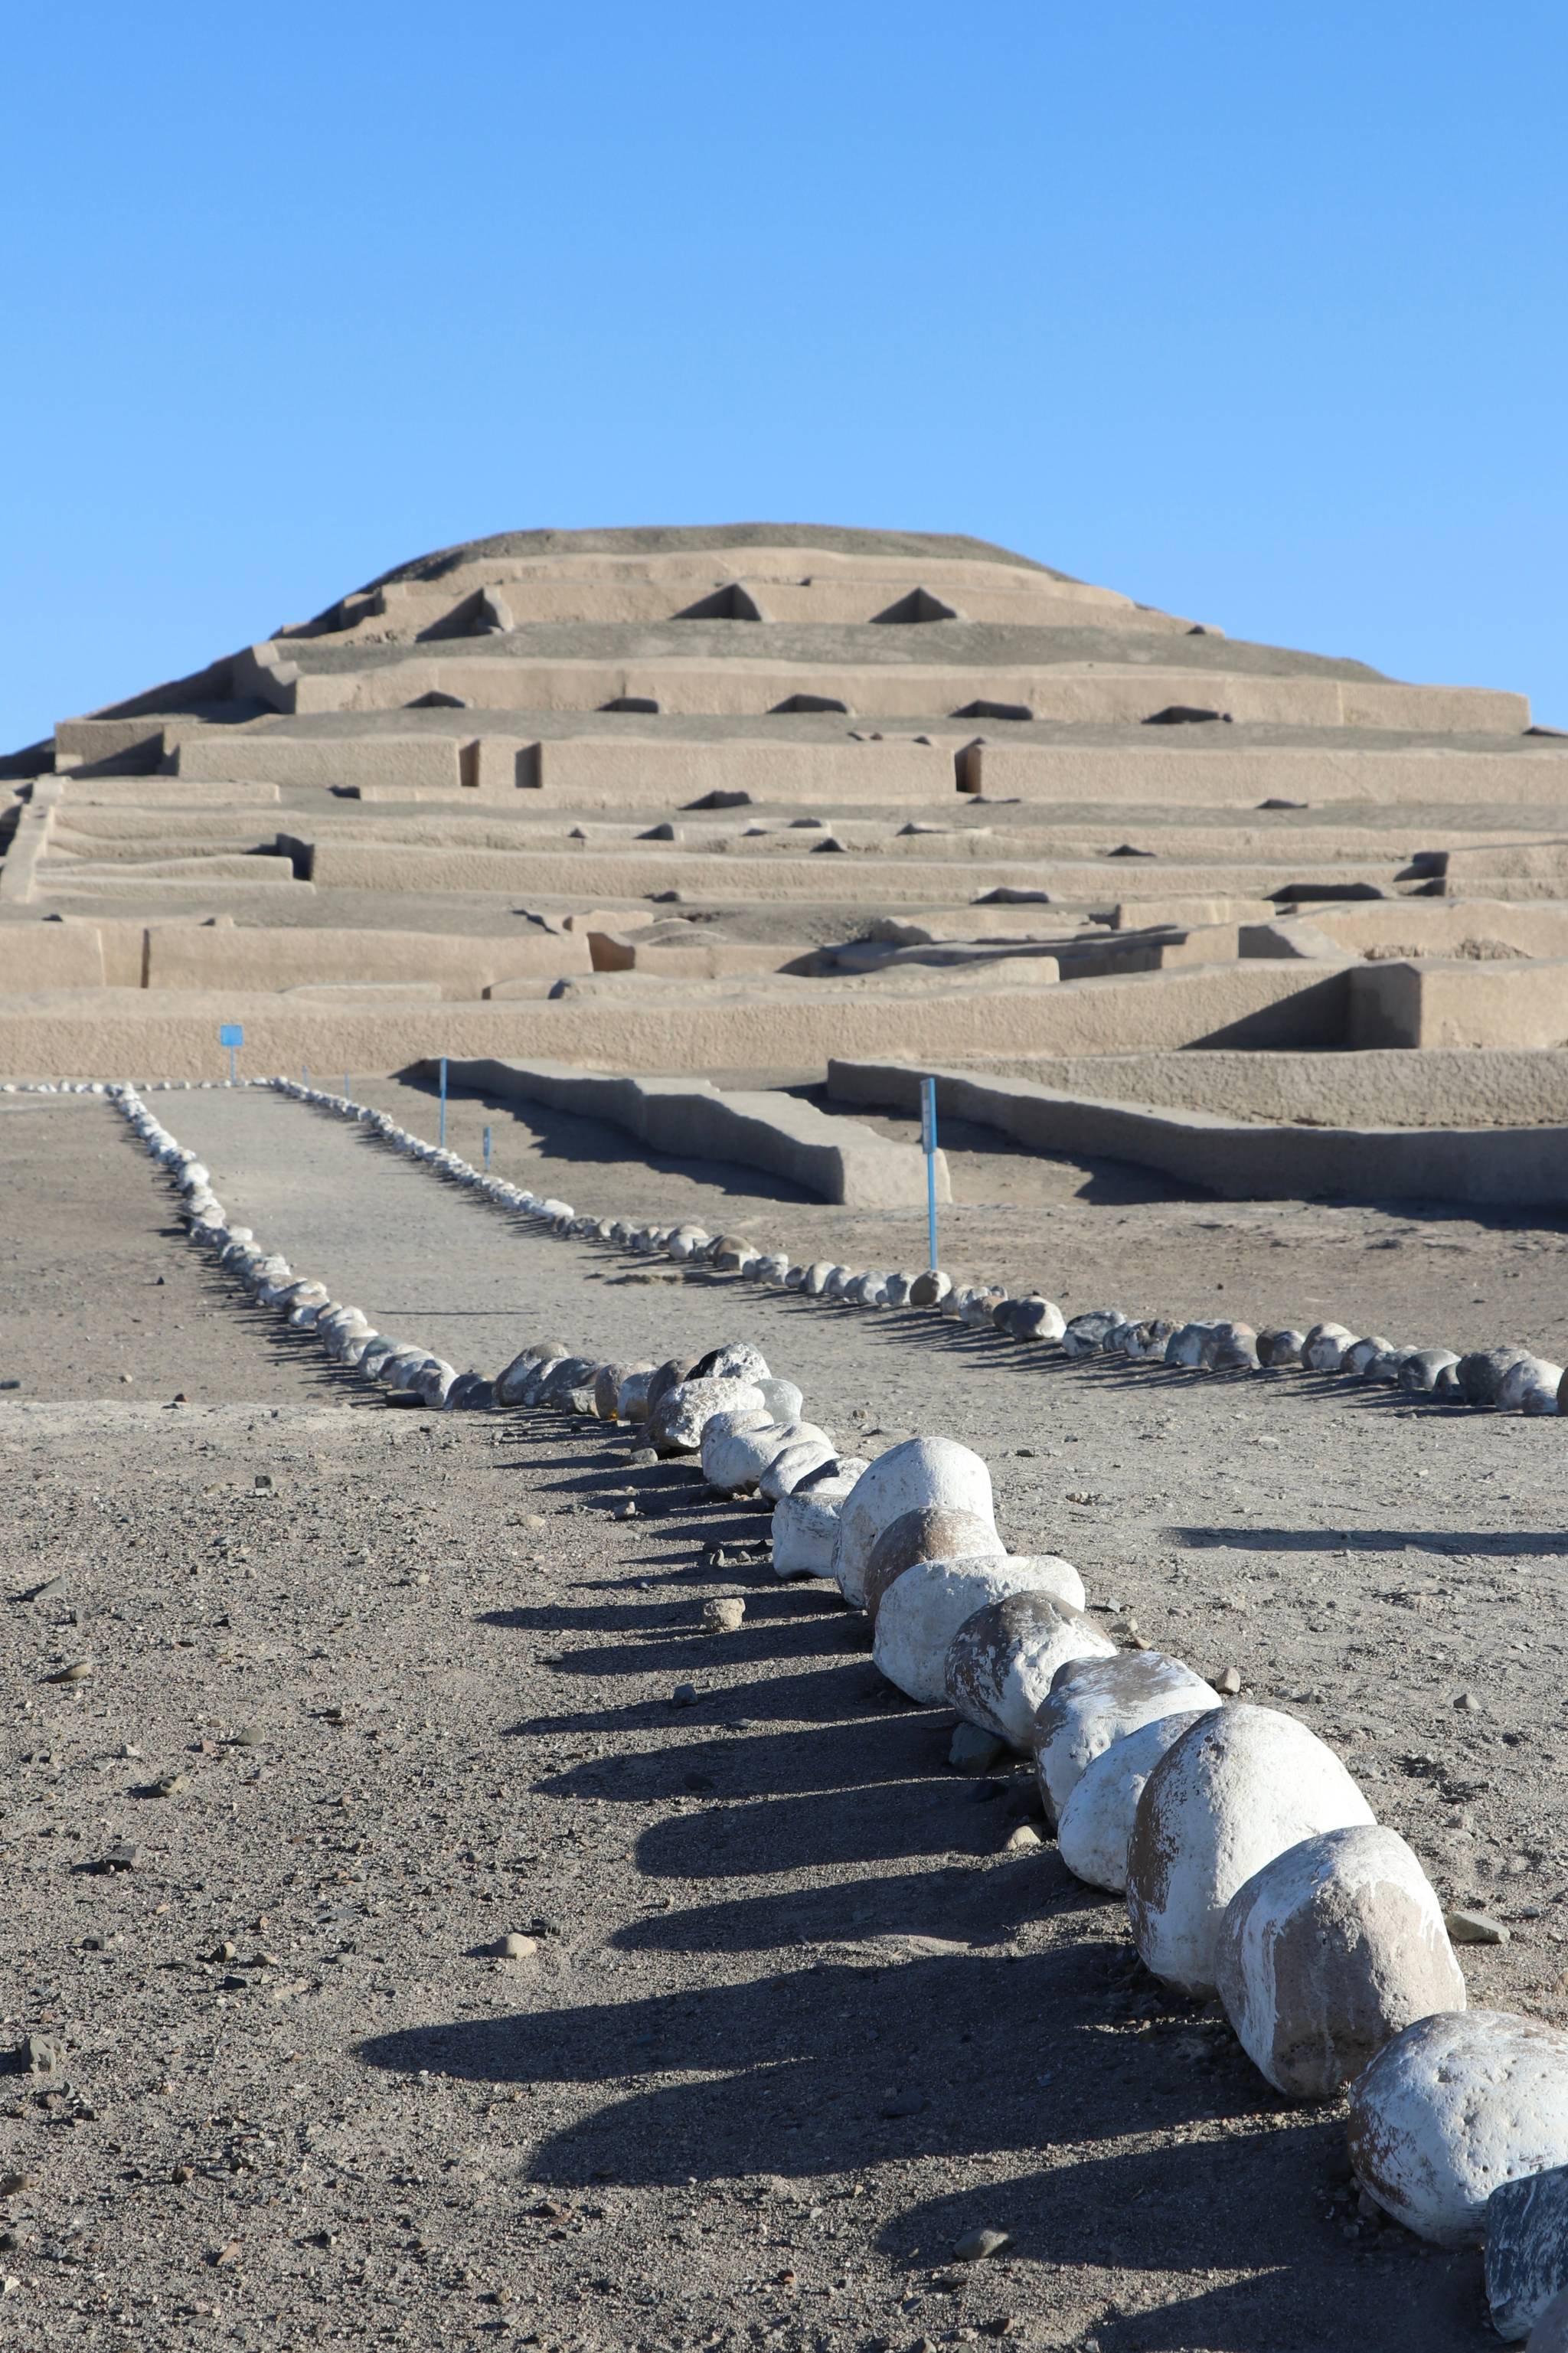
[944,1590,1113,1750]
[699,1407,776,1487]
[862,1505,1004,1624]
[756,1377,805,1423]
[1349,2010,1568,2249]
[1216,1823,1465,2100]
[874,1554,1087,1707]
[1056,1709,1214,1894]
[1125,1704,1376,1997]
[772,1479,858,1579]
[759,1436,840,1502]
[831,1437,995,1610]
[1034,1651,1223,1825]
[1302,1321,1356,1371]
[1501,1355,1564,1411]
[649,1377,767,1455]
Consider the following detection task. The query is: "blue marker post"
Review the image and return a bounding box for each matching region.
[218,1021,243,1085]
[920,1076,939,1273]
[439,1056,448,1149]
[483,1125,492,1170]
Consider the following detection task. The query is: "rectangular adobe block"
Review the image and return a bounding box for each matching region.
[1349,956,1568,1049]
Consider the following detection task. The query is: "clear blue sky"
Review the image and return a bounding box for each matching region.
[4,0,1564,748]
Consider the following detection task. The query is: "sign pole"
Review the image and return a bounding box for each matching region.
[218,1022,243,1085]
[483,1124,492,1169]
[920,1076,939,1272]
[439,1056,448,1149]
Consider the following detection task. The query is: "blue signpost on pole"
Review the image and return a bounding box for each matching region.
[483,1125,492,1169]
[218,1022,243,1085]
[439,1056,448,1148]
[920,1076,939,1272]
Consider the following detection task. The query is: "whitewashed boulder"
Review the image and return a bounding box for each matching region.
[797,1452,868,1491]
[1349,2011,1568,2249]
[1124,1317,1178,1361]
[412,1360,459,1409]
[1400,1347,1461,1394]
[1061,1309,1125,1358]
[1206,1322,1259,1371]
[704,1416,827,1493]
[831,1437,995,1610]
[874,1554,1086,1707]
[1460,1345,1533,1407]
[1340,1335,1393,1377]
[379,1348,435,1391]
[1035,1652,1223,1825]
[1215,1824,1465,2100]
[759,1436,839,1502]
[692,1341,771,1384]
[699,1405,774,1485]
[802,1262,834,1296]
[1256,1328,1305,1368]
[533,1355,599,1406]
[1523,1376,1561,1417]
[1056,1710,1212,1893]
[1488,2167,1568,2344]
[617,1365,657,1422]
[756,1377,805,1423]
[909,1270,952,1308]
[1302,1321,1356,1371]
[944,1590,1113,1749]
[358,1335,403,1380]
[650,1376,766,1456]
[772,1476,860,1579]
[1501,1355,1565,1412]
[595,1360,652,1421]
[1165,1322,1214,1368]
[862,1505,1004,1624]
[496,1345,560,1407]
[1125,1705,1376,1996]
[884,1273,913,1308]
[961,1286,1008,1328]
[1000,1296,1066,1342]
[665,1224,710,1261]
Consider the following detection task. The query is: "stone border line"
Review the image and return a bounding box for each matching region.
[264,1074,1563,1419]
[96,1077,1568,2341]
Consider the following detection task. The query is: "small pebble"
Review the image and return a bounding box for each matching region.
[671,1682,700,1708]
[1444,1908,1510,1946]
[494,1933,537,1961]
[1216,1665,1243,1695]
[703,1597,746,1633]
[629,1449,658,1468]
[955,2226,1011,2262]
[1002,1823,1043,1854]
[1455,1691,1484,1714]
[41,1659,93,1685]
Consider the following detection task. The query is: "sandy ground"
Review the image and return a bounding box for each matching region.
[4,1088,1568,2352]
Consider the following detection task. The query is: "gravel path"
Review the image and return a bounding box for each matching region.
[3,1089,1567,2349]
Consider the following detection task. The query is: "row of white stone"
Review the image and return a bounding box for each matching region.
[263,1078,1563,1418]
[111,1078,1568,2342]
[15,1072,1560,1420]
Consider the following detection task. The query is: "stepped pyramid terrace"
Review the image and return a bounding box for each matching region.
[5,521,1568,1202]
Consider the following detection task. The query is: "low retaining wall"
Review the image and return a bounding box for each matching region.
[0,962,1346,1080]
[965,739,1562,804]
[828,1057,1568,1208]
[420,1054,949,1208]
